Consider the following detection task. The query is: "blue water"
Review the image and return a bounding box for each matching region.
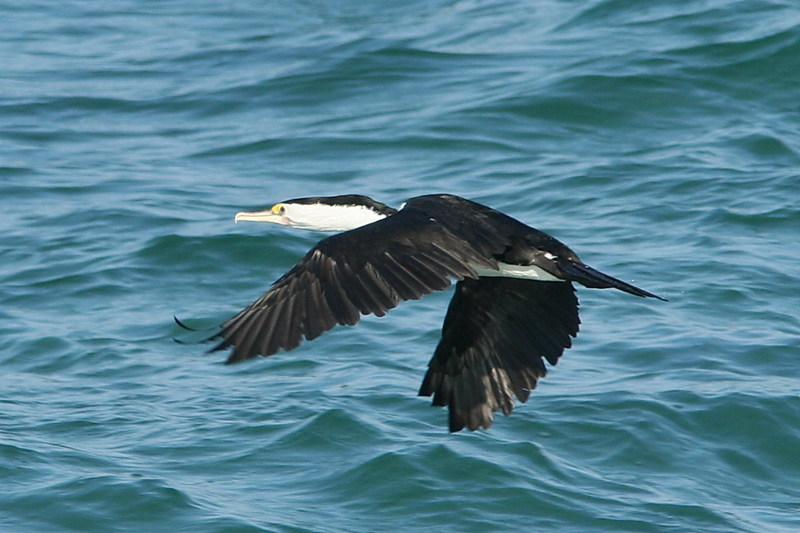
[2,1,799,531]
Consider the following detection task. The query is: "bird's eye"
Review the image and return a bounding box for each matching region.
[279,205,286,215]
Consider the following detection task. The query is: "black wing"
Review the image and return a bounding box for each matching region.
[419,277,580,432]
[213,206,505,363]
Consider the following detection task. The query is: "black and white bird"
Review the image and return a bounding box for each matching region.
[197,193,664,432]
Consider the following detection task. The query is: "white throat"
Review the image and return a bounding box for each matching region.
[289,203,389,232]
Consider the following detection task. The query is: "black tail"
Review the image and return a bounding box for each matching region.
[558,261,667,301]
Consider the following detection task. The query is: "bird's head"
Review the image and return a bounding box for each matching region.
[234,194,397,233]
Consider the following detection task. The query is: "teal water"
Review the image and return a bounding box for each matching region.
[2,0,799,531]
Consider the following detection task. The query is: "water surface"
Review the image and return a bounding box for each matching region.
[2,1,799,531]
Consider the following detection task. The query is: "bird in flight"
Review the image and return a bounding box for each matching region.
[188,193,664,431]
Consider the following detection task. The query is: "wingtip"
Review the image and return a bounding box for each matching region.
[173,315,196,331]
[223,351,243,365]
[216,342,253,365]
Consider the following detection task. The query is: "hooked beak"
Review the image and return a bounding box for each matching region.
[234,209,290,226]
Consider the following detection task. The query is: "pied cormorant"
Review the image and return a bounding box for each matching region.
[191,194,664,432]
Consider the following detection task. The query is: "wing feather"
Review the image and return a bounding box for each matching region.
[213,207,499,364]
[419,277,580,432]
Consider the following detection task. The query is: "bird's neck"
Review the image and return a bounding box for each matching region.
[293,203,392,232]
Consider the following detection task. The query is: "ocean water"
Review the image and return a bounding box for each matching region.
[2,0,799,531]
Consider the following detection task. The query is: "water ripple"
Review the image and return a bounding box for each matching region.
[2,0,800,531]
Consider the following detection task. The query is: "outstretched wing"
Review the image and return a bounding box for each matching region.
[419,277,580,432]
[213,207,504,364]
